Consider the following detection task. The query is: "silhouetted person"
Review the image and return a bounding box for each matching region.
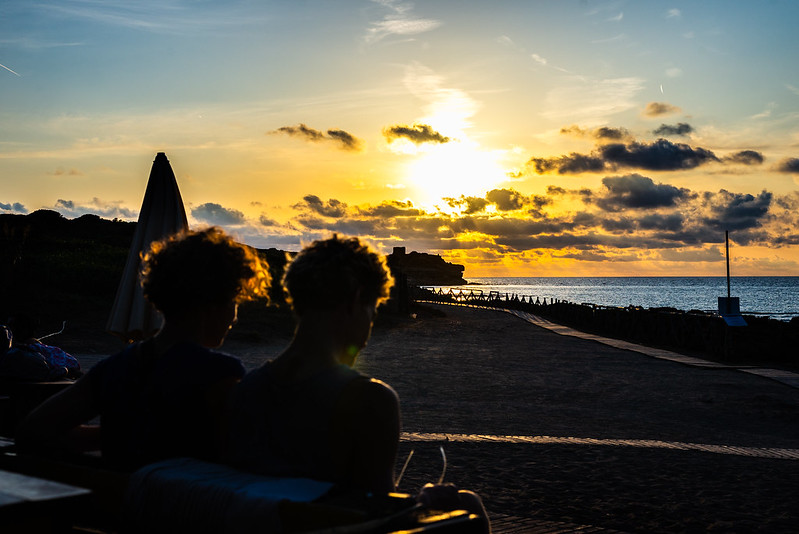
[228,234,397,492]
[227,234,489,530]
[2,314,82,380]
[17,227,270,470]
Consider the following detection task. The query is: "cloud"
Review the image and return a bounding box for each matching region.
[238,182,799,267]
[295,195,348,218]
[776,158,799,173]
[444,196,489,214]
[496,35,514,47]
[529,139,720,174]
[53,198,137,220]
[666,9,681,18]
[486,188,527,211]
[638,212,685,232]
[43,2,267,36]
[402,63,479,133]
[529,153,606,174]
[51,167,84,176]
[258,215,279,227]
[657,248,724,263]
[750,102,776,120]
[276,124,324,141]
[595,174,690,211]
[723,150,764,165]
[191,203,246,225]
[274,124,363,151]
[653,123,694,136]
[702,190,772,231]
[643,102,681,117]
[594,126,631,141]
[364,0,441,44]
[543,77,645,122]
[531,53,547,65]
[383,123,450,144]
[326,129,363,151]
[440,190,535,215]
[358,200,424,218]
[601,140,719,170]
[0,201,28,214]
[560,125,632,142]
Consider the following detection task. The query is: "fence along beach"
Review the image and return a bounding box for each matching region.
[414,281,799,370]
[424,276,799,321]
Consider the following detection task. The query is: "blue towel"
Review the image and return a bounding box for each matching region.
[124,457,334,533]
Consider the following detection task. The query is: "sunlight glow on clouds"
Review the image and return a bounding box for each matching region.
[3,1,799,276]
[406,142,507,206]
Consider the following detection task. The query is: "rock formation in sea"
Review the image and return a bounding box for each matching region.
[386,246,466,286]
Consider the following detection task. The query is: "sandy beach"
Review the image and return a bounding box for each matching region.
[73,303,799,533]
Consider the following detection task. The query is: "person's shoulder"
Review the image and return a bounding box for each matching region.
[88,343,136,372]
[171,343,244,374]
[200,347,245,377]
[341,375,399,409]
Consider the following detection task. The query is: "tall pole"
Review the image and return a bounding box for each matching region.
[726,230,731,299]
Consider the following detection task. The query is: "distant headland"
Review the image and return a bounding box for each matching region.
[0,209,464,331]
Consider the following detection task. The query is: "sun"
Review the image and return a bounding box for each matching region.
[405,141,507,206]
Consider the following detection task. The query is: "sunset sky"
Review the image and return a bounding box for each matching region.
[2,0,799,277]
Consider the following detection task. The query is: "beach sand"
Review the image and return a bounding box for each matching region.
[74,303,799,533]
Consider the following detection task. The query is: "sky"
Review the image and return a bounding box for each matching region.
[2,0,799,277]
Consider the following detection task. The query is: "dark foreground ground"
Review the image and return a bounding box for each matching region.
[73,304,799,533]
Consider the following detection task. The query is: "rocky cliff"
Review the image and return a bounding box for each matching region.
[386,247,466,286]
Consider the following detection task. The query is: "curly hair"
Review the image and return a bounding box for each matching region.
[140,227,271,319]
[283,234,394,316]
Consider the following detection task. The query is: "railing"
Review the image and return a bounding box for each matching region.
[417,286,620,309]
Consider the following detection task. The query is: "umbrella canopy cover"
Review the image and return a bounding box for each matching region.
[106,152,189,342]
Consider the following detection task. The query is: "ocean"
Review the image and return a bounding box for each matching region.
[423,277,799,321]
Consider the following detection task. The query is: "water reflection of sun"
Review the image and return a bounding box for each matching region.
[404,141,507,207]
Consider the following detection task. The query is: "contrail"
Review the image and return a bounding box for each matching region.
[0,62,21,76]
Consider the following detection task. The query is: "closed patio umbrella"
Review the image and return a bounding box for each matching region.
[106,152,189,342]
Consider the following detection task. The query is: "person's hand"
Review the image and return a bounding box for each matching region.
[416,482,461,511]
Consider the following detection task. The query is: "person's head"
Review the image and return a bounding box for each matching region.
[283,234,394,362]
[141,227,271,344]
[283,234,394,318]
[7,314,37,345]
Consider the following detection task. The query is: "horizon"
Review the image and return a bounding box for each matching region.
[2,1,799,277]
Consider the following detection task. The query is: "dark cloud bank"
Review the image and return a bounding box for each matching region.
[528,139,764,174]
[275,177,794,262]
